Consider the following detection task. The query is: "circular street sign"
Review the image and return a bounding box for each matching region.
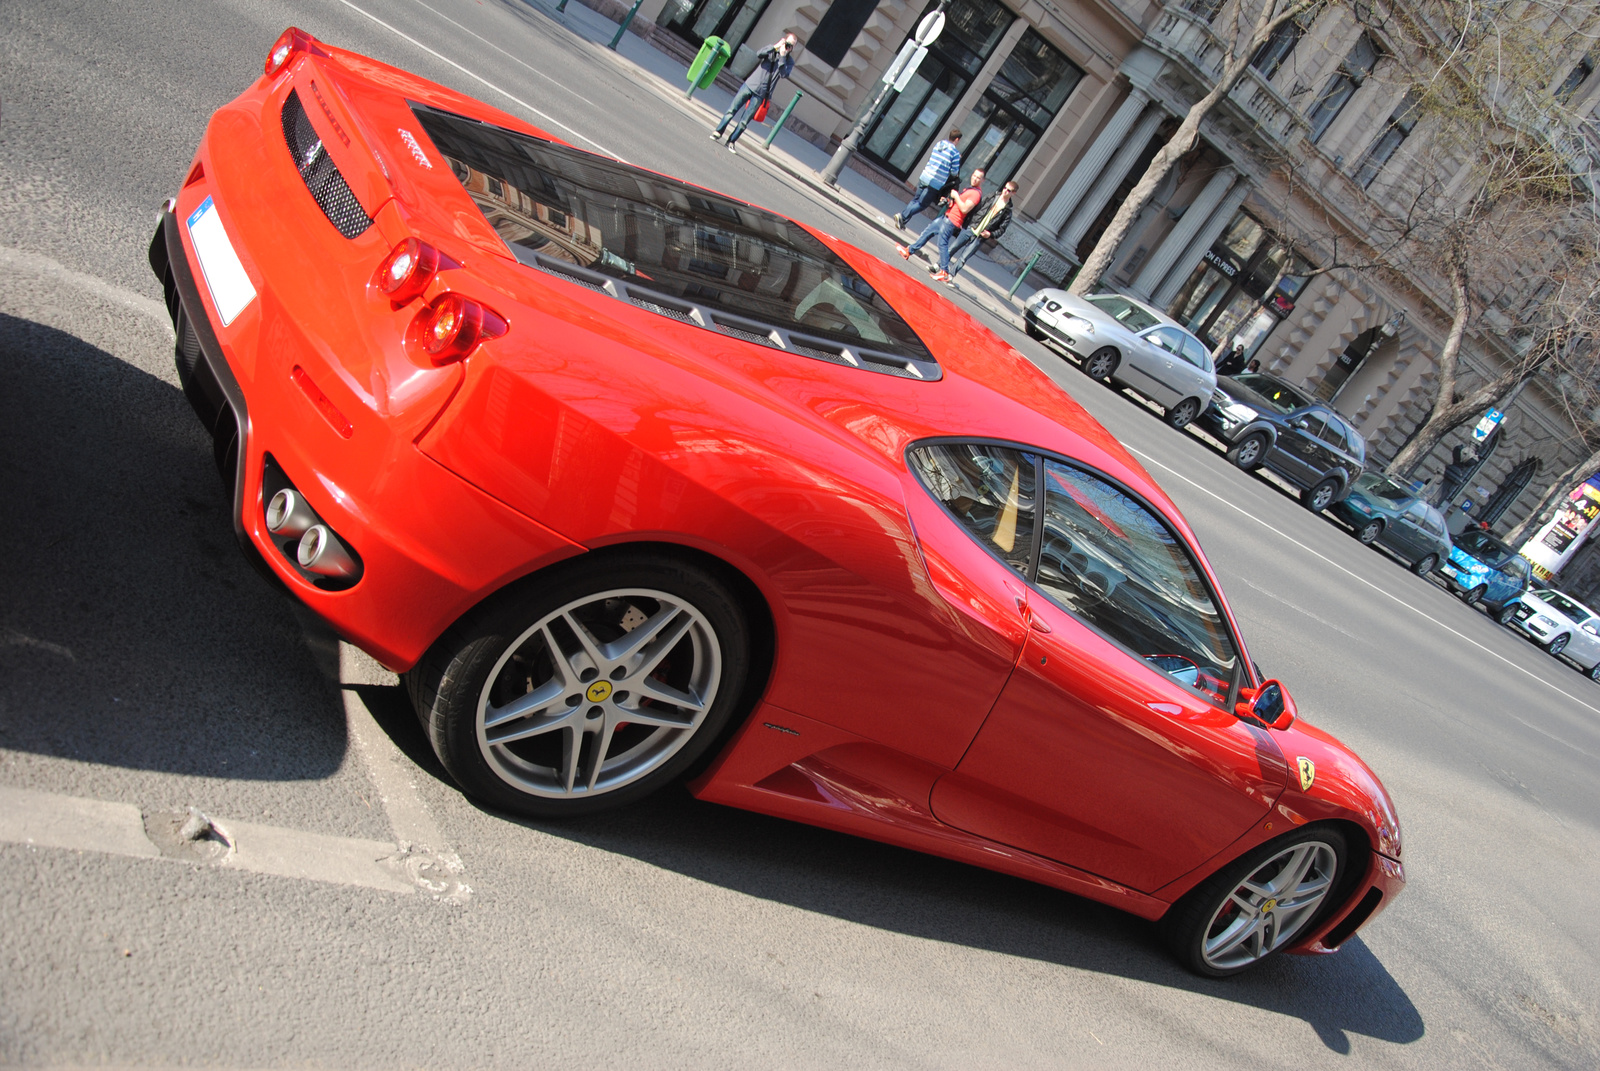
[915,11,945,46]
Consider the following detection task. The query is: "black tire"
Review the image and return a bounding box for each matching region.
[1083,346,1120,382]
[1164,397,1201,430]
[1587,660,1600,682]
[1412,553,1438,576]
[1355,519,1384,544]
[406,551,752,817]
[1464,584,1487,607]
[1548,632,1570,656]
[1496,600,1520,626]
[1227,433,1269,471]
[1302,477,1340,512]
[1162,824,1353,978]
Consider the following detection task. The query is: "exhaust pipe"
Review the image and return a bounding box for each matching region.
[297,524,358,578]
[266,488,318,537]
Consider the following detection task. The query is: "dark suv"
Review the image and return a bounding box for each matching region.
[1199,372,1367,511]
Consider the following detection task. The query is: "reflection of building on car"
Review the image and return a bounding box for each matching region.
[1328,471,1452,576]
[1499,588,1600,680]
[1022,289,1216,430]
[151,28,1404,979]
[1439,528,1531,612]
[1199,372,1366,512]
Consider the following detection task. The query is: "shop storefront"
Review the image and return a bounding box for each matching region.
[1168,210,1308,360]
[959,29,1081,188]
[659,0,773,53]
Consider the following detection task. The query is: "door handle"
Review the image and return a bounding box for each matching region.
[1027,609,1052,633]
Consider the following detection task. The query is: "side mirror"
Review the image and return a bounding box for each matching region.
[1235,679,1296,730]
[1291,417,1310,429]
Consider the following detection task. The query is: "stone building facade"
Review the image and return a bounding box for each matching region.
[626,0,1599,531]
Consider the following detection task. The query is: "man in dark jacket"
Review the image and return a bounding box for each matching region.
[940,180,1016,283]
[710,34,798,152]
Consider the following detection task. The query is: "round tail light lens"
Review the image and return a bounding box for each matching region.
[374,238,442,305]
[409,293,508,365]
[265,27,322,77]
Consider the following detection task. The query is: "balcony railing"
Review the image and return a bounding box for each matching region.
[1146,5,1305,148]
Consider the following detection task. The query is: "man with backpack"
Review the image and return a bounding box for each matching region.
[893,130,962,229]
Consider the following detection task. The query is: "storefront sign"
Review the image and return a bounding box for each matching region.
[1202,248,1240,278]
[1520,475,1600,579]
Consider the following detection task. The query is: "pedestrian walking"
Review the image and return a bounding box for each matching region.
[939,179,1016,283]
[893,130,962,229]
[896,169,984,282]
[709,34,798,153]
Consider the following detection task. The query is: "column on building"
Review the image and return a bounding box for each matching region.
[1035,88,1150,235]
[1129,165,1239,300]
[1150,180,1250,309]
[1059,106,1165,251]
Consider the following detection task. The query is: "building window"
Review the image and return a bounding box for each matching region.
[808,0,880,68]
[1353,91,1420,187]
[862,0,1014,179]
[1307,33,1381,142]
[1168,211,1312,361]
[960,29,1082,189]
[1558,56,1594,103]
[1251,16,1306,79]
[1182,0,1225,20]
[660,0,776,54]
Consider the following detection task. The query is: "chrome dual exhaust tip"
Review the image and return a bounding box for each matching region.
[297,524,358,578]
[265,488,317,537]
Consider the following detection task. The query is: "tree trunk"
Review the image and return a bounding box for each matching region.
[1067,0,1319,297]
[1386,258,1472,475]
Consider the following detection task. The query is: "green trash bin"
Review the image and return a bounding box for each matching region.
[686,37,732,97]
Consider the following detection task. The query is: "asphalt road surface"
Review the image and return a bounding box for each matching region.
[2,1,1597,1067]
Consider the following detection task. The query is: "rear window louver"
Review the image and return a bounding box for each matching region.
[281,89,373,240]
[519,249,941,381]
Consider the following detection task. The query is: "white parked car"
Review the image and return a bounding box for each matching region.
[1023,290,1217,430]
[1501,588,1600,679]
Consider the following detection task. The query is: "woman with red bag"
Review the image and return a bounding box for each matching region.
[710,34,798,154]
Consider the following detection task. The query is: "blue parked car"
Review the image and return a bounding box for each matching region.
[1439,527,1531,612]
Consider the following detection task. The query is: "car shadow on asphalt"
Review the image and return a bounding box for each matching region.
[387,725,1425,1052]
[0,313,348,782]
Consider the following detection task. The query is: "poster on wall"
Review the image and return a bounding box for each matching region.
[1520,475,1600,580]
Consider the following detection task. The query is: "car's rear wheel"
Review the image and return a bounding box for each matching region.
[1163,825,1349,978]
[1227,433,1268,471]
[1355,519,1384,544]
[1302,477,1340,512]
[1496,601,1521,626]
[1164,397,1201,429]
[407,552,751,817]
[1548,632,1570,656]
[1083,347,1120,382]
[1412,553,1438,576]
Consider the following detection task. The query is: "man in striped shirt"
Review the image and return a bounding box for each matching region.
[892,130,962,230]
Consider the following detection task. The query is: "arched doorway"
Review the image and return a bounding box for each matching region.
[1479,457,1539,528]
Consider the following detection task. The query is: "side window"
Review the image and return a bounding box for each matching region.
[1145,327,1184,354]
[1179,334,1212,370]
[1404,503,1427,522]
[1314,414,1346,448]
[909,443,1037,574]
[1296,413,1329,439]
[1035,460,1239,705]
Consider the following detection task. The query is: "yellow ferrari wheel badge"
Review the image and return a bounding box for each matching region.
[586,680,614,703]
[1297,757,1316,791]
[1261,898,1278,914]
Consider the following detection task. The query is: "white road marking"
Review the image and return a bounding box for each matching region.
[1233,575,1363,642]
[331,0,625,159]
[0,245,171,328]
[0,785,160,859]
[339,644,450,853]
[1127,445,1600,724]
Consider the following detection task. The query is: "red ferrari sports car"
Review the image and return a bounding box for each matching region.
[150,28,1402,976]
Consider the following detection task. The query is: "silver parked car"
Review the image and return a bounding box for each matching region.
[1023,290,1217,430]
[1501,588,1600,680]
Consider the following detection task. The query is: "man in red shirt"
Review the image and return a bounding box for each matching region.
[897,168,984,282]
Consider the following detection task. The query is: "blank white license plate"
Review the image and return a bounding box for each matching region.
[186,196,257,326]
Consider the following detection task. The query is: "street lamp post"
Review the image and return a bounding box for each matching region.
[820,4,945,187]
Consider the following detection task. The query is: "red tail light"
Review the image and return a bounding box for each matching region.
[291,365,354,438]
[408,293,508,365]
[373,238,458,306]
[265,27,326,77]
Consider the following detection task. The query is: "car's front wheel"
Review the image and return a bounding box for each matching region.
[1302,477,1340,512]
[1227,433,1269,471]
[1162,825,1350,977]
[1548,632,1570,656]
[1355,519,1384,544]
[407,551,752,817]
[1082,347,1120,381]
[1164,398,1201,429]
[1465,584,1488,607]
[1587,660,1600,682]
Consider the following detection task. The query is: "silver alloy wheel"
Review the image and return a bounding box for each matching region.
[1549,632,1570,656]
[1357,520,1383,544]
[1587,659,1600,681]
[1231,436,1264,468]
[1412,553,1438,575]
[1200,840,1339,971]
[1307,480,1337,511]
[474,587,721,799]
[1084,347,1118,380]
[1165,398,1200,429]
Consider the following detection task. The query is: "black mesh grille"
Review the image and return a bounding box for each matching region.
[713,323,776,347]
[861,357,920,379]
[281,90,373,239]
[630,298,695,323]
[791,344,852,366]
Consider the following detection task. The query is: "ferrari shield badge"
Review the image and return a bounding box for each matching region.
[1297,757,1316,791]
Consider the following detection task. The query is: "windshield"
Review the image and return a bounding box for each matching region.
[1455,529,1511,559]
[1355,472,1412,503]
[1232,373,1310,413]
[413,104,933,361]
[1086,295,1160,332]
[1542,592,1593,621]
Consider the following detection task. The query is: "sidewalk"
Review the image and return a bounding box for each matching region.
[514,0,1046,330]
